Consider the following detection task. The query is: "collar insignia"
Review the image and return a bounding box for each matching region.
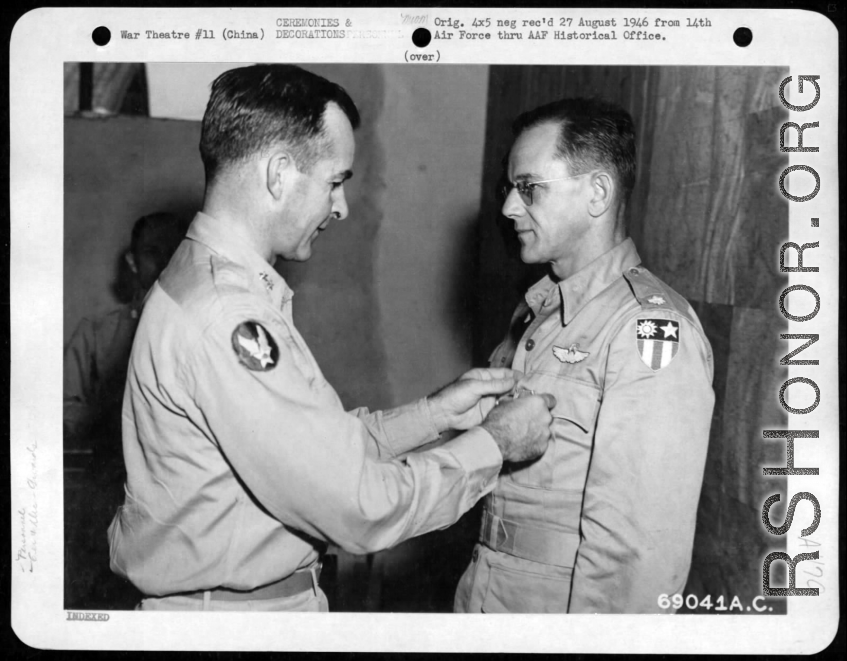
[259,272,274,291]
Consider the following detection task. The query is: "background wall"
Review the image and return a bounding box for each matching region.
[378,65,489,405]
[63,116,204,344]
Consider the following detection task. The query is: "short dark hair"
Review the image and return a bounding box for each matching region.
[130,212,183,255]
[199,64,360,182]
[512,98,636,204]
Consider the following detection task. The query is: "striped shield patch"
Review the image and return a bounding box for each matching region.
[636,319,680,371]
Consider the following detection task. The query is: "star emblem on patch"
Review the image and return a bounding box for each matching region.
[636,318,680,371]
[232,321,279,371]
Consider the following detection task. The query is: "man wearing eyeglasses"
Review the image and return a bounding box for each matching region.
[454,98,715,614]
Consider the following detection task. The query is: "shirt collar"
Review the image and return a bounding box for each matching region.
[525,238,641,326]
[186,211,291,308]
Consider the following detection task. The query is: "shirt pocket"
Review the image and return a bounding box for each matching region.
[506,372,600,489]
[481,559,572,613]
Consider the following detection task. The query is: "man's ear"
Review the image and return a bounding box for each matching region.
[266,150,294,200]
[125,251,138,274]
[587,171,615,218]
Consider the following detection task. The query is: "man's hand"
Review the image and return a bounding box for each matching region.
[427,368,521,433]
[481,393,556,463]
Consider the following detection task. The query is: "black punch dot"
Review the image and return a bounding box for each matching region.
[412,28,431,48]
[733,27,752,47]
[92,26,111,46]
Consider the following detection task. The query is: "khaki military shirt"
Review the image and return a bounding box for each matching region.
[63,303,140,446]
[458,238,714,613]
[109,212,502,597]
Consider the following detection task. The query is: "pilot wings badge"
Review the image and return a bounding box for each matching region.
[552,344,590,364]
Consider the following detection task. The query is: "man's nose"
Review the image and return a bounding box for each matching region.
[501,187,525,219]
[332,190,349,221]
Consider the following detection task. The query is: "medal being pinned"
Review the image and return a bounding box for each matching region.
[636,318,680,371]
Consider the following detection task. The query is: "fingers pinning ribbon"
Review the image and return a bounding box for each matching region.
[495,387,536,406]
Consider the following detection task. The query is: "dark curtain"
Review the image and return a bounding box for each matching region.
[474,65,790,612]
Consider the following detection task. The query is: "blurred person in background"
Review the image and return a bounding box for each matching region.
[64,211,185,609]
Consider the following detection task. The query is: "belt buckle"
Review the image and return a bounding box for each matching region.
[482,513,511,552]
[496,517,510,547]
[308,562,321,597]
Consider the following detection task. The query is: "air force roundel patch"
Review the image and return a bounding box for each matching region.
[636,319,680,371]
[232,321,279,371]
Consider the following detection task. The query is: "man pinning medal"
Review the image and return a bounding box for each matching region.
[108,64,556,612]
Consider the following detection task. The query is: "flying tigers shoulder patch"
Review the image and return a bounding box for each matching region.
[232,321,279,371]
[636,318,680,371]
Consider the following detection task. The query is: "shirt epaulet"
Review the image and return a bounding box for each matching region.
[206,255,282,333]
[622,265,681,313]
[210,254,253,297]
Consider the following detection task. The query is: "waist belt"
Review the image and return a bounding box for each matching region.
[480,511,580,569]
[181,563,321,602]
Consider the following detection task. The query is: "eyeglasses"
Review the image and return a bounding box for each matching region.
[500,173,591,207]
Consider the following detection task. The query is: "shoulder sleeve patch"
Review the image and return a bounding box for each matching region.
[636,318,680,371]
[232,321,279,371]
